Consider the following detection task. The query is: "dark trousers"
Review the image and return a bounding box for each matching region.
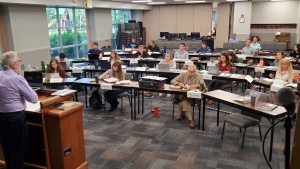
[208,79,229,91]
[0,111,28,169]
[104,90,125,106]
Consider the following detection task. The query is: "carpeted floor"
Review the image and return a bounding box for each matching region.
[79,87,293,169]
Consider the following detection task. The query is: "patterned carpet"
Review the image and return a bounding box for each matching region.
[79,87,293,169]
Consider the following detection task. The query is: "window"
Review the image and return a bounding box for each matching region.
[111,9,131,49]
[46,8,87,59]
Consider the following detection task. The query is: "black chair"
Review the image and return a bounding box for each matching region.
[219,67,237,93]
[221,89,269,148]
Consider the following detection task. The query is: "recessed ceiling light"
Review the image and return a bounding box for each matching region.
[185,1,205,3]
[132,0,152,2]
[148,2,166,4]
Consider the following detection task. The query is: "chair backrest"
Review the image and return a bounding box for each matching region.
[125,73,132,80]
[242,89,270,121]
[231,66,237,74]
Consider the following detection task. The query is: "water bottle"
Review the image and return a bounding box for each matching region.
[259,58,264,68]
[122,44,125,50]
[154,107,159,117]
[94,61,98,70]
[41,61,45,71]
[164,46,166,54]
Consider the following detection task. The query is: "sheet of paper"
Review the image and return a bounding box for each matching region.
[255,67,265,73]
[230,74,241,78]
[130,59,138,64]
[101,83,113,90]
[245,75,253,83]
[50,78,63,83]
[25,101,41,112]
[203,74,212,80]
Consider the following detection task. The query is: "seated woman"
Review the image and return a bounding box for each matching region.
[156,52,176,97]
[109,50,121,66]
[228,51,238,64]
[207,53,232,104]
[289,44,300,59]
[100,62,126,112]
[46,59,66,89]
[269,59,294,104]
[267,51,285,78]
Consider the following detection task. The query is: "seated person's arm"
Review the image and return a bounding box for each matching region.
[125,42,131,48]
[60,70,67,78]
[195,47,201,54]
[100,70,110,80]
[144,52,149,58]
[185,53,189,60]
[171,73,185,88]
[207,48,211,53]
[170,60,176,69]
[99,53,103,59]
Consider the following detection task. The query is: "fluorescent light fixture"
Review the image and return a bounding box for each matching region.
[132,0,151,2]
[148,2,166,4]
[185,1,205,3]
[226,0,247,1]
[271,0,286,1]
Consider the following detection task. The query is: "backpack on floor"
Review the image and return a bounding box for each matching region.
[89,88,103,109]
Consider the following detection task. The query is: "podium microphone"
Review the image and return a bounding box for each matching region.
[276,87,295,169]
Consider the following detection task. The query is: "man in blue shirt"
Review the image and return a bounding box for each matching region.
[229,33,239,43]
[195,41,211,54]
[88,42,102,59]
[125,36,139,49]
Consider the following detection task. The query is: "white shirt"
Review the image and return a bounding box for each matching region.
[250,42,261,51]
[55,56,70,68]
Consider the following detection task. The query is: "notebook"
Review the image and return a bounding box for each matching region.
[24,71,43,91]
[158,64,170,72]
[45,73,60,80]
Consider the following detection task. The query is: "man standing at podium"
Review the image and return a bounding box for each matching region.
[0,51,38,169]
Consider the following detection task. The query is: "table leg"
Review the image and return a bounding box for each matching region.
[201,96,206,131]
[198,99,201,130]
[134,89,136,119]
[85,86,88,108]
[217,102,220,126]
[269,118,275,161]
[142,91,144,114]
[138,90,140,114]
[130,88,133,119]
[75,84,78,102]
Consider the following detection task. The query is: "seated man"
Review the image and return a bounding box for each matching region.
[125,36,139,49]
[55,52,70,68]
[88,42,103,59]
[174,43,189,59]
[133,45,149,59]
[250,36,261,52]
[101,40,112,52]
[195,41,211,54]
[171,64,206,128]
[229,33,239,43]
[242,39,255,55]
[147,40,160,52]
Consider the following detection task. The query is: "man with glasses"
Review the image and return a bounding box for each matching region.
[0,51,38,169]
[171,65,206,128]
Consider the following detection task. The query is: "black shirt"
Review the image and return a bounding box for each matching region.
[147,45,160,52]
[133,51,149,58]
[289,51,300,58]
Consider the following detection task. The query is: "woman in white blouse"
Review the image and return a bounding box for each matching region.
[269,59,294,104]
[156,52,176,69]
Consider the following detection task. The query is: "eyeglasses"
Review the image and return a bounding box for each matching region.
[14,60,22,63]
[188,71,195,73]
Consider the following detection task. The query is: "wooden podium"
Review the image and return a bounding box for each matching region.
[0,90,88,169]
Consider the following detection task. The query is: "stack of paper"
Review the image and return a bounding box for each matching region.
[51,89,77,96]
[104,78,119,83]
[26,101,41,112]
[116,80,131,84]
[170,85,180,89]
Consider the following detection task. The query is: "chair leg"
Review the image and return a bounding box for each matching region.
[242,128,247,149]
[239,127,242,133]
[121,97,123,113]
[192,105,195,121]
[258,125,262,141]
[172,104,175,119]
[221,122,226,139]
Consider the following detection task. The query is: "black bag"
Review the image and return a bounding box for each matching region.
[89,89,102,109]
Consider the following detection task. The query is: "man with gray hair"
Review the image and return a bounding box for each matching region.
[0,51,38,169]
[171,64,206,128]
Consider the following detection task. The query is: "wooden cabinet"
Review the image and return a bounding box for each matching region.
[0,91,88,169]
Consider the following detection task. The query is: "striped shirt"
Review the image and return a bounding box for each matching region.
[0,69,38,112]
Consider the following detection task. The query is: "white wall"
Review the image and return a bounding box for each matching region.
[232,2,252,41]
[143,4,213,42]
[252,1,299,24]
[3,4,51,73]
[215,3,230,48]
[132,10,144,22]
[89,8,112,47]
[297,1,300,43]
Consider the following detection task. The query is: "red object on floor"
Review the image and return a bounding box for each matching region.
[161,86,165,89]
[154,107,159,117]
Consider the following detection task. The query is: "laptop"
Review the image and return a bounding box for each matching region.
[88,54,99,61]
[208,66,220,75]
[45,73,60,80]
[102,47,112,52]
[158,64,170,72]
[60,62,67,69]
[99,60,111,69]
[24,71,43,91]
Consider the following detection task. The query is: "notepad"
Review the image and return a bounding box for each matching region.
[257,103,278,111]
[51,89,77,96]
[103,78,119,83]
[26,101,41,112]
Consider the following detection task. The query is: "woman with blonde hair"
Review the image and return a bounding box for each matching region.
[100,62,125,112]
[269,59,294,104]
[109,50,121,66]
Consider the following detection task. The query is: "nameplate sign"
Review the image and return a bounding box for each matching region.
[203,74,212,80]
[255,67,265,73]
[103,52,111,55]
[270,79,285,92]
[237,54,246,60]
[207,62,216,67]
[187,90,202,99]
[132,51,137,54]
[50,78,63,83]
[185,60,194,65]
[100,83,113,90]
[245,75,253,83]
[136,67,147,71]
[130,59,138,64]
[124,48,131,51]
[72,68,83,73]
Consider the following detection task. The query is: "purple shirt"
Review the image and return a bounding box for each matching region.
[0,69,38,112]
